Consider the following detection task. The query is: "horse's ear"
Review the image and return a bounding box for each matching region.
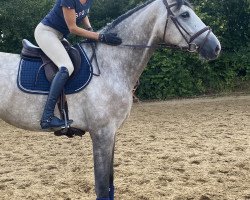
[177,0,182,6]
[175,0,184,10]
[175,0,193,11]
[183,0,193,9]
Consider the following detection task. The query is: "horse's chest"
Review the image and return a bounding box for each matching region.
[87,90,132,127]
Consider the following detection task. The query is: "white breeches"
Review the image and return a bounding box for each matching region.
[34,23,74,76]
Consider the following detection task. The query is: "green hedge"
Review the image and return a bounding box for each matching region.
[137,47,250,100]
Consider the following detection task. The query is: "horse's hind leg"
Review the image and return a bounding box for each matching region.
[91,127,116,199]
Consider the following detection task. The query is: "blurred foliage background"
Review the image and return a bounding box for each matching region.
[0,0,249,99]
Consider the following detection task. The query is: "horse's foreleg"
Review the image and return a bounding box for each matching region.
[91,127,116,200]
[109,146,115,200]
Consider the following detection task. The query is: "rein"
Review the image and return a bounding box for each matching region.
[120,43,188,50]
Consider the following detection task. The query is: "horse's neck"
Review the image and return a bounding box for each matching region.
[99,0,162,90]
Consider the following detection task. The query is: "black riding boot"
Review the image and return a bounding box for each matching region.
[40,67,73,129]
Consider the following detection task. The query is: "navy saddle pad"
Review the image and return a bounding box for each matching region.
[17,44,93,95]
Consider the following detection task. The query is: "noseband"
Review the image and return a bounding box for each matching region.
[162,0,211,52]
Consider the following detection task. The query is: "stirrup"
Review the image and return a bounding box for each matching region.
[40,116,72,130]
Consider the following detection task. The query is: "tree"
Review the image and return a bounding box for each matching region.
[0,0,54,53]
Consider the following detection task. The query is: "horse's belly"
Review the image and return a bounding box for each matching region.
[69,84,133,132]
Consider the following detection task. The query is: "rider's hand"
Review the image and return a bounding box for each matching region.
[98,33,122,46]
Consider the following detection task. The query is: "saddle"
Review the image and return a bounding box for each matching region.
[21,39,85,137]
[21,39,81,81]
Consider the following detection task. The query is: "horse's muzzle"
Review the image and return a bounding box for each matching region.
[199,33,221,60]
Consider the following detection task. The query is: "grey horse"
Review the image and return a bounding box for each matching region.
[0,0,221,199]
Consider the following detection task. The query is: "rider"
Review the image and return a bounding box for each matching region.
[35,0,122,129]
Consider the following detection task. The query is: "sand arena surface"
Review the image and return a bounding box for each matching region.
[0,95,249,200]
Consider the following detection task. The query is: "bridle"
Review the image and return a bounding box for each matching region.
[162,0,212,52]
[119,0,212,52]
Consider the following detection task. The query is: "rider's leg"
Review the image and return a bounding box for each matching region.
[34,23,74,129]
[40,67,72,129]
[35,23,74,75]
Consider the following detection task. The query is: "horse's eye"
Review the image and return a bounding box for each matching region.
[180,12,190,19]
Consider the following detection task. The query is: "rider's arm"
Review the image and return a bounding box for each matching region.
[62,7,99,40]
[82,16,92,30]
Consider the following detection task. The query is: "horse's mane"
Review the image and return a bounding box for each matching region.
[103,0,155,32]
[103,0,192,32]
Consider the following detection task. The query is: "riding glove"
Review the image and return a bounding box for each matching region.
[98,33,122,46]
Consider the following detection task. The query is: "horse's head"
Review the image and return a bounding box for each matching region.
[160,0,221,60]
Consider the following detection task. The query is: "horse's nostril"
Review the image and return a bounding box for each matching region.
[215,45,221,55]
